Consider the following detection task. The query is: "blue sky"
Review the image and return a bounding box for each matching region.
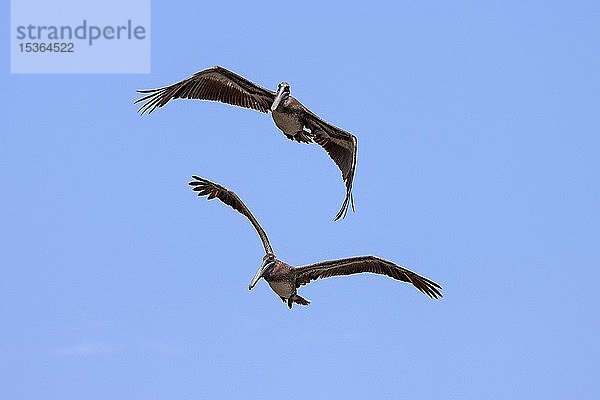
[1,1,599,399]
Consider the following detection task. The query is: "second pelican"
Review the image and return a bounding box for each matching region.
[188,176,442,308]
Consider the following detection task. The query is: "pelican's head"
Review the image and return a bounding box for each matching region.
[249,253,276,290]
[271,82,290,111]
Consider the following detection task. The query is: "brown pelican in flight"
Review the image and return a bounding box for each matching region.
[136,66,358,220]
[188,176,442,308]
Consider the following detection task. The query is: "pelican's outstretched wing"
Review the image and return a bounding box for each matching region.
[136,66,276,114]
[294,256,442,299]
[188,176,273,255]
[300,109,357,220]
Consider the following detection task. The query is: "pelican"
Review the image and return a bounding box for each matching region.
[188,176,442,308]
[136,66,357,220]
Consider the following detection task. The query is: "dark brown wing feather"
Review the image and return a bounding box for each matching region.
[301,111,357,220]
[136,66,276,114]
[294,256,442,299]
[188,176,273,255]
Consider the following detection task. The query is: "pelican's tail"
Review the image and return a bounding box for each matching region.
[285,132,313,144]
[287,295,311,309]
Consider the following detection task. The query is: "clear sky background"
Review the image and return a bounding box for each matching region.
[1,1,599,399]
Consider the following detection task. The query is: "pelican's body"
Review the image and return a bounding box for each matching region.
[272,107,302,133]
[264,260,309,308]
[137,66,357,220]
[188,176,442,308]
[271,96,313,143]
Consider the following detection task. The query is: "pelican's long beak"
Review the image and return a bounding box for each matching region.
[271,86,285,111]
[249,259,273,290]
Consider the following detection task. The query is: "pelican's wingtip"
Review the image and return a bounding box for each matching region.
[333,191,354,221]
